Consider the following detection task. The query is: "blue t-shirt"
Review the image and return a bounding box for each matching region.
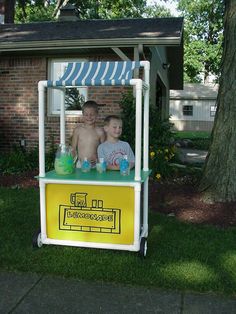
[97,140,135,167]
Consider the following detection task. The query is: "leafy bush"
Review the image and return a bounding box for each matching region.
[190,138,211,150]
[65,88,85,111]
[0,146,39,174]
[45,140,57,172]
[0,142,57,174]
[120,92,176,180]
[149,107,177,180]
[119,92,136,149]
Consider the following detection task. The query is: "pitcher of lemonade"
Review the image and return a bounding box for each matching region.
[54,144,75,175]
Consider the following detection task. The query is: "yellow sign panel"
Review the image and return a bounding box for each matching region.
[46,184,135,244]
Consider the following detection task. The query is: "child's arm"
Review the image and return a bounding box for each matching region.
[106,164,120,171]
[71,127,80,159]
[129,162,135,169]
[127,143,135,169]
[98,127,106,143]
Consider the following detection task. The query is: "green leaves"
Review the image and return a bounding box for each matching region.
[119,91,176,179]
[178,0,224,82]
[15,2,56,23]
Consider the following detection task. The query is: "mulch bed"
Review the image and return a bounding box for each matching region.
[0,171,39,189]
[149,180,236,229]
[1,171,236,229]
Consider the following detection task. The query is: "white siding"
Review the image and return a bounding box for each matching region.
[169,83,218,131]
[169,99,216,122]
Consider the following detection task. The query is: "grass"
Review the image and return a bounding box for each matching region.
[174,131,211,150]
[174,131,211,139]
[1,187,236,297]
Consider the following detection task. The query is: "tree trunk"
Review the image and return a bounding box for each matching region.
[53,0,69,18]
[4,0,15,23]
[199,0,236,203]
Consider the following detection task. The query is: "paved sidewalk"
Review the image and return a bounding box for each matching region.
[1,271,236,313]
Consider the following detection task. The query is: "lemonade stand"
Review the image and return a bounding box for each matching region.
[34,61,150,257]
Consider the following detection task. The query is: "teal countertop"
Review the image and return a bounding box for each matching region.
[38,169,151,183]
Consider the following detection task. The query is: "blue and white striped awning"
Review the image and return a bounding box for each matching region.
[47,61,141,87]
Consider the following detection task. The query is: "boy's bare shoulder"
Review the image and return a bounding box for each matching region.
[96,126,105,136]
[73,125,83,134]
[95,126,104,133]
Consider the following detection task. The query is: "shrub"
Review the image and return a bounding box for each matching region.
[0,141,57,174]
[0,146,38,174]
[120,92,176,180]
[119,92,135,148]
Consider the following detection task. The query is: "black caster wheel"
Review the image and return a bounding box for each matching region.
[139,237,147,258]
[32,229,42,248]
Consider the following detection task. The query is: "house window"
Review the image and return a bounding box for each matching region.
[183,105,193,116]
[48,59,88,115]
[210,105,216,117]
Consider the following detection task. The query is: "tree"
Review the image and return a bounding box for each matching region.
[65,88,85,111]
[6,0,173,23]
[15,2,56,22]
[1,0,175,24]
[199,0,236,203]
[144,2,172,17]
[2,0,54,23]
[178,0,224,82]
[4,0,15,23]
[70,0,147,19]
[11,0,148,23]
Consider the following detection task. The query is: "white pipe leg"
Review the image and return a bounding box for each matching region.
[130,79,142,181]
[134,183,141,249]
[60,89,66,146]
[39,180,47,242]
[142,178,149,237]
[142,62,150,171]
[38,81,47,177]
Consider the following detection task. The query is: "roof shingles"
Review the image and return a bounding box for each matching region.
[0,17,183,43]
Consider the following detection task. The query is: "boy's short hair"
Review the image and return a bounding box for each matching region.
[104,115,122,126]
[82,100,99,113]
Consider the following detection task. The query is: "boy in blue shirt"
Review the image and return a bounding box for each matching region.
[97,115,135,170]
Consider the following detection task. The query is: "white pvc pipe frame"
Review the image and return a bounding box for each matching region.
[38,60,150,180]
[37,61,150,249]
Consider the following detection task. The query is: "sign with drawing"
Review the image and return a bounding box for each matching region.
[46,183,135,245]
[59,192,121,234]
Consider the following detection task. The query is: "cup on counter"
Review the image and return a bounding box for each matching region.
[96,158,107,173]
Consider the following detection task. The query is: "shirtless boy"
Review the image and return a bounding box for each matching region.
[71,100,105,167]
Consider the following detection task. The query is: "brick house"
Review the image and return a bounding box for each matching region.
[0,15,183,152]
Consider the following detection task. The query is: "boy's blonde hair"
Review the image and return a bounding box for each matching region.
[104,115,122,126]
[82,100,99,113]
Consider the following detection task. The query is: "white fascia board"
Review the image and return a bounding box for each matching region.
[0,37,182,52]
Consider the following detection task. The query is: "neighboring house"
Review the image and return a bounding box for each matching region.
[169,83,218,131]
[0,10,183,151]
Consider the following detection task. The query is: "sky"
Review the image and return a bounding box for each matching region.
[146,0,179,16]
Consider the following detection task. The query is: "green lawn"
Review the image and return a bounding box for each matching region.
[174,131,211,139]
[174,131,211,150]
[1,187,236,296]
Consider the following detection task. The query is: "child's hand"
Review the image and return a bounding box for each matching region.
[107,164,120,171]
[89,156,97,167]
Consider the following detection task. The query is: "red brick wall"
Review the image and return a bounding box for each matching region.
[0,56,130,152]
[0,57,45,152]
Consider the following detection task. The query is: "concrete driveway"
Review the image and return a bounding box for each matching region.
[177,148,208,164]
